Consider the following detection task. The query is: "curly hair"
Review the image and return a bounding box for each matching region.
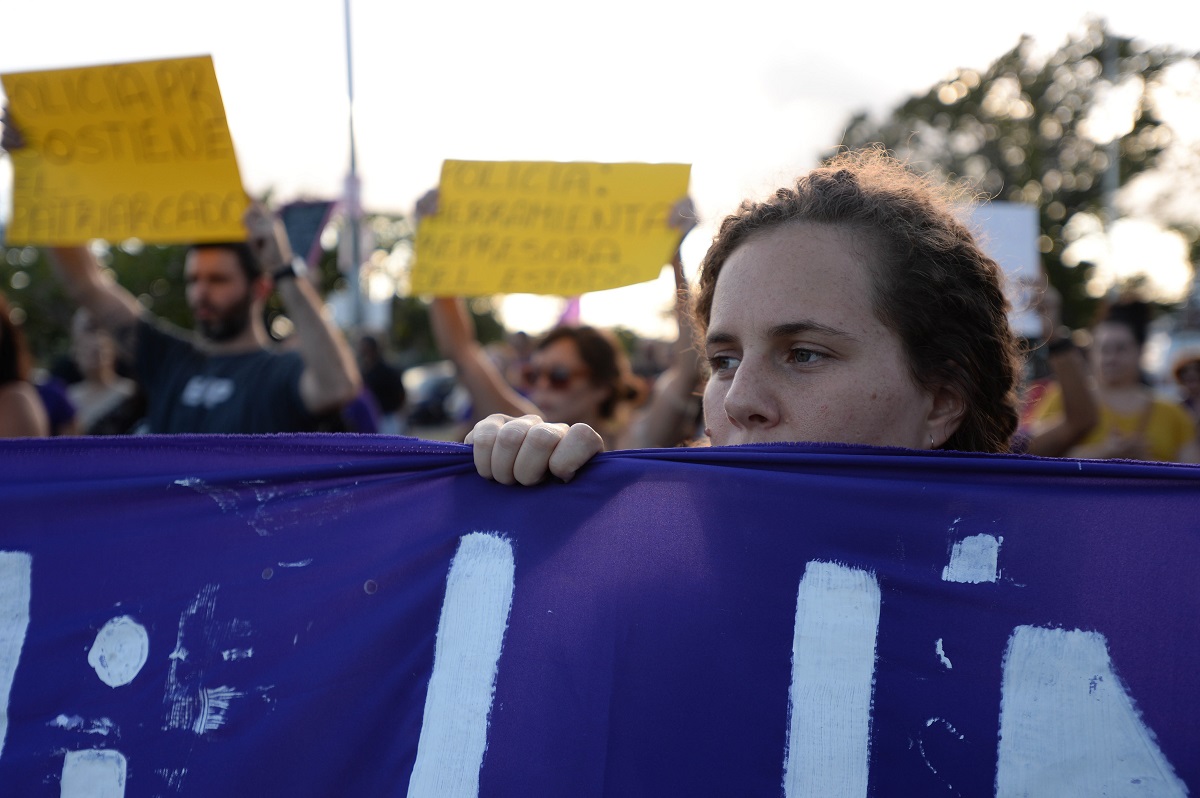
[693,149,1021,454]
[538,325,645,420]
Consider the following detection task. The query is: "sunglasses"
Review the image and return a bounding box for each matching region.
[522,364,589,391]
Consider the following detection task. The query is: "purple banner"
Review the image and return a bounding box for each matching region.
[0,435,1196,796]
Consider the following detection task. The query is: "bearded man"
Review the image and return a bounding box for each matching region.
[45,205,361,433]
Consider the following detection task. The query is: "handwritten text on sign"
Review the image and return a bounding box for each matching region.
[2,56,247,245]
[411,160,690,296]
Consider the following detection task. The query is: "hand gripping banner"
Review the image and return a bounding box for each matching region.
[0,435,1196,796]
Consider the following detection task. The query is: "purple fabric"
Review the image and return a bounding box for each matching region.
[0,435,1196,796]
[557,295,581,326]
[34,376,75,432]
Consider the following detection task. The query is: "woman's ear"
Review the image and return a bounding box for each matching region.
[926,365,967,448]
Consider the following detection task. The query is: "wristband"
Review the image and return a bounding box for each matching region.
[273,256,307,283]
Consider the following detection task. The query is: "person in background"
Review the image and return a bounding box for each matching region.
[67,308,142,435]
[32,370,77,436]
[0,291,49,438]
[618,240,706,449]
[467,149,1024,484]
[1171,348,1200,426]
[419,190,697,451]
[1036,299,1198,462]
[358,334,407,434]
[2,109,361,434]
[1020,282,1099,457]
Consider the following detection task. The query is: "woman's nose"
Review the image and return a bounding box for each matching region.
[722,360,780,431]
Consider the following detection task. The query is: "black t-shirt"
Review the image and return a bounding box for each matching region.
[363,361,406,415]
[135,317,316,434]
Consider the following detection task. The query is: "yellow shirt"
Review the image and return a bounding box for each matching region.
[1034,385,1196,462]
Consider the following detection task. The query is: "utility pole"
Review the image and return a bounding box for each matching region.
[344,0,364,329]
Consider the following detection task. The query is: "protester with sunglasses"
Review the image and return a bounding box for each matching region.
[420,190,697,452]
[467,149,1025,484]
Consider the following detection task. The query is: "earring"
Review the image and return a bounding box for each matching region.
[929,433,935,448]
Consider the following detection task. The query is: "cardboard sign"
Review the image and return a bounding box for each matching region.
[280,199,336,268]
[411,160,691,296]
[964,202,1042,339]
[2,55,247,245]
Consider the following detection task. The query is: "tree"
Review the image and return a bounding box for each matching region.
[1,206,508,369]
[0,241,193,369]
[831,20,1199,328]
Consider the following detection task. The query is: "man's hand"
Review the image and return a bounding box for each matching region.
[414,188,439,226]
[1,106,27,153]
[244,202,293,275]
[465,414,604,486]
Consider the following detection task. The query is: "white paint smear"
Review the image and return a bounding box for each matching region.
[0,551,32,761]
[51,714,86,731]
[408,533,515,798]
[163,584,218,733]
[935,638,953,670]
[49,715,115,736]
[917,717,968,790]
[156,768,188,791]
[61,749,126,798]
[941,534,1001,584]
[192,685,244,734]
[782,561,881,798]
[88,616,149,688]
[174,478,352,536]
[996,625,1187,797]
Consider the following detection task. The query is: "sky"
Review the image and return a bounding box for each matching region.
[3,0,1200,338]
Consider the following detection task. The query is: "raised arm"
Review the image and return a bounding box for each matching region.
[3,109,143,345]
[429,297,539,420]
[1026,284,1099,457]
[416,189,538,420]
[244,204,362,415]
[45,246,144,337]
[618,197,703,449]
[1025,338,1099,457]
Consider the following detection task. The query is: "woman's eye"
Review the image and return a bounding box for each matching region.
[707,355,740,374]
[788,348,823,364]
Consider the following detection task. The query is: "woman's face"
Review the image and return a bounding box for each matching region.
[528,337,610,426]
[702,222,953,449]
[71,312,114,376]
[1092,322,1142,388]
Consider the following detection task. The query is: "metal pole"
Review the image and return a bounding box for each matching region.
[344,0,363,329]
[1102,25,1120,226]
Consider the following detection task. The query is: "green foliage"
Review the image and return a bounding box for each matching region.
[829,21,1196,329]
[1,241,193,365]
[2,208,508,368]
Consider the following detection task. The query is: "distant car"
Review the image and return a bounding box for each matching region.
[403,360,462,427]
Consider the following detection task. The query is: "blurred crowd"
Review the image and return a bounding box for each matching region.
[2,108,1199,462]
[4,244,1200,464]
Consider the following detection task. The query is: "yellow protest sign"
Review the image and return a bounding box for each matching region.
[412,161,691,296]
[2,55,247,245]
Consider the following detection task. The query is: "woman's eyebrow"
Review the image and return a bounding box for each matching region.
[768,320,859,341]
[705,330,737,348]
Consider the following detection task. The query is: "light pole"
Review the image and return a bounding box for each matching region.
[344,0,364,330]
